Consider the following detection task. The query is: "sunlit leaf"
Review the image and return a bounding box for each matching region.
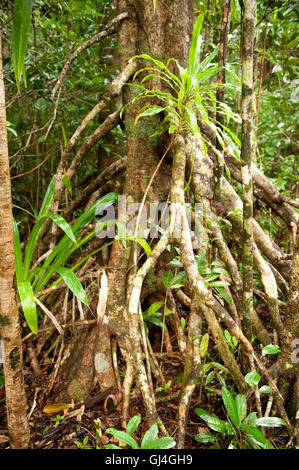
[140,423,158,448]
[18,280,38,333]
[55,267,88,306]
[47,215,77,244]
[189,13,204,76]
[126,415,141,435]
[200,333,209,358]
[244,371,261,387]
[246,427,274,449]
[194,408,226,433]
[195,433,219,443]
[105,429,139,449]
[235,394,247,423]
[256,417,286,428]
[13,0,33,90]
[262,344,281,356]
[147,301,164,316]
[221,387,239,427]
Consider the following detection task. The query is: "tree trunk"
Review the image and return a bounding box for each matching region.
[0,28,31,449]
[241,0,256,338]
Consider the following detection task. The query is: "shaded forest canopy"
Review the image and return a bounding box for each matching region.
[0,0,298,450]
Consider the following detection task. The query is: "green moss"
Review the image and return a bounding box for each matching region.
[146,267,158,293]
[9,347,20,371]
[69,382,86,402]
[0,315,11,327]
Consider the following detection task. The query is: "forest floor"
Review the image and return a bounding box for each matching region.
[0,320,290,450]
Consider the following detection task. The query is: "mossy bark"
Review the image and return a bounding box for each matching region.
[241,0,256,339]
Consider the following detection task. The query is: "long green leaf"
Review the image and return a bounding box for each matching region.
[24,216,48,278]
[13,0,33,90]
[47,214,77,244]
[198,45,219,74]
[105,429,139,449]
[235,394,247,424]
[194,408,226,433]
[38,175,56,217]
[18,280,38,333]
[214,286,232,305]
[55,267,88,306]
[13,218,24,283]
[143,437,176,449]
[126,415,141,435]
[221,387,239,427]
[33,193,118,292]
[136,105,165,121]
[62,174,72,195]
[141,423,159,449]
[189,13,204,76]
[124,236,152,257]
[195,433,219,444]
[246,427,274,449]
[24,214,76,278]
[147,301,164,316]
[255,417,286,428]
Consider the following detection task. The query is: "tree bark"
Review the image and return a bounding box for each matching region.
[215,0,232,199]
[0,28,31,449]
[241,0,256,338]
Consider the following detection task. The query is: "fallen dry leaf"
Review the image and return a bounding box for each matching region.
[43,401,74,414]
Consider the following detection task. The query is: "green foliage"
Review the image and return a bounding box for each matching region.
[13,0,33,90]
[262,344,281,356]
[195,386,286,449]
[142,301,171,335]
[244,370,274,394]
[224,329,239,354]
[244,371,261,387]
[155,380,172,393]
[256,4,299,197]
[166,250,232,306]
[74,418,102,449]
[105,416,176,450]
[52,414,64,424]
[124,12,240,163]
[13,182,118,333]
[198,360,230,393]
[74,435,90,449]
